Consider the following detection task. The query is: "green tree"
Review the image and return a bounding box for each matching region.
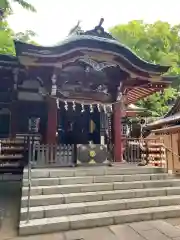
[0,21,15,54]
[110,21,180,116]
[0,0,37,54]
[137,88,179,117]
[14,30,37,44]
[0,20,37,55]
[110,21,180,74]
[0,0,36,19]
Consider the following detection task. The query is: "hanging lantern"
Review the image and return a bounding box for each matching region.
[97,104,101,112]
[51,74,57,96]
[110,104,113,112]
[64,101,68,111]
[90,104,93,113]
[81,103,85,113]
[51,85,57,96]
[51,74,56,84]
[72,101,76,111]
[56,98,60,109]
[103,105,107,113]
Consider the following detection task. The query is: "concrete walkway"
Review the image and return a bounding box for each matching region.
[2,179,180,240]
[0,180,21,240]
[6,219,180,240]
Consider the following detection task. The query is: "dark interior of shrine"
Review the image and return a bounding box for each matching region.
[58,103,100,144]
[0,97,101,144]
[0,57,117,143]
[15,101,47,137]
[0,109,11,138]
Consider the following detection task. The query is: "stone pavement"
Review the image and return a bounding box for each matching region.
[2,178,180,240]
[2,219,180,240]
[0,180,21,240]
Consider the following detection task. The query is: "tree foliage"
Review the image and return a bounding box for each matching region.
[0,0,36,19]
[0,20,15,55]
[137,88,179,117]
[0,20,37,55]
[14,30,37,44]
[0,0,37,54]
[110,21,180,116]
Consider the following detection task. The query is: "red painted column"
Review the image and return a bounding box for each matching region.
[113,102,122,162]
[46,97,57,144]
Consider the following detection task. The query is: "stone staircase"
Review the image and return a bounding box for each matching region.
[19,166,180,235]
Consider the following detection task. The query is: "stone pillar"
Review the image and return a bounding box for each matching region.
[46,97,57,144]
[113,102,122,162]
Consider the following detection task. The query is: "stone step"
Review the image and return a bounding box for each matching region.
[20,195,180,221]
[19,205,180,235]
[21,186,180,207]
[23,173,173,187]
[23,166,164,179]
[22,179,180,196]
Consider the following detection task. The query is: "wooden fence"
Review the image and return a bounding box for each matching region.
[31,144,75,167]
[123,138,166,167]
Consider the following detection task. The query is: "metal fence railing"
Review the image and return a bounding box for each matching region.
[25,142,75,223]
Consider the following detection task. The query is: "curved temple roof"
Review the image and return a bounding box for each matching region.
[14,19,170,79]
[1,20,177,105]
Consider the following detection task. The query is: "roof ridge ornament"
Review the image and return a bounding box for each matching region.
[68,20,84,36]
[83,18,116,40]
[68,18,116,40]
[98,18,104,28]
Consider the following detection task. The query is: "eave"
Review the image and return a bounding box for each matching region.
[152,125,180,134]
[124,80,173,105]
[145,112,180,130]
[0,54,24,70]
[14,37,170,80]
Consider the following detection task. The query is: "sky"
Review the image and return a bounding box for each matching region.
[7,0,180,46]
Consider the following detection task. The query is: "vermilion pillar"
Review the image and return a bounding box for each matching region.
[46,97,57,144]
[113,102,122,162]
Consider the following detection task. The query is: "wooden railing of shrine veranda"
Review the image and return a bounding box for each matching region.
[1,131,179,173]
[147,125,180,174]
[123,137,166,167]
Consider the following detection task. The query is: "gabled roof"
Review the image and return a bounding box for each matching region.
[14,19,170,79]
[11,20,178,105]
